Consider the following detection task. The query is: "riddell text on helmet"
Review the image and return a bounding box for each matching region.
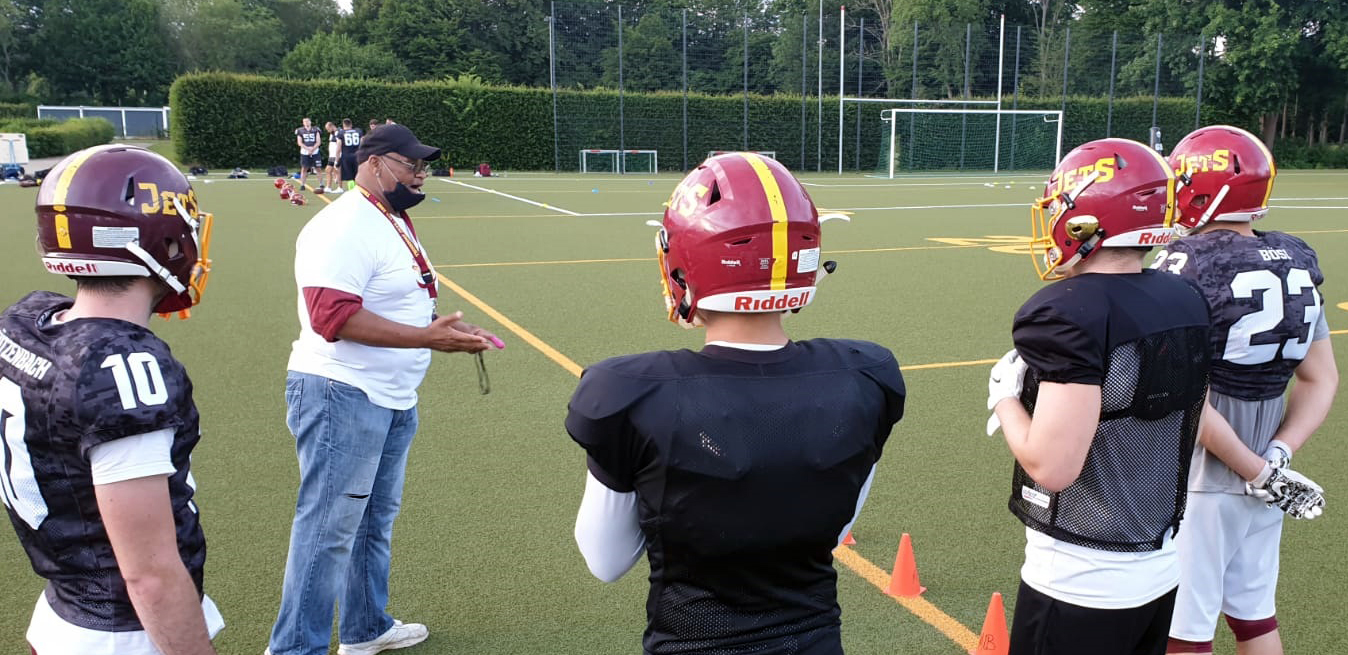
[733,291,811,311]
[1136,231,1172,245]
[44,261,100,274]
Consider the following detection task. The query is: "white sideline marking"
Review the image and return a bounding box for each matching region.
[1269,205,1348,210]
[436,178,581,216]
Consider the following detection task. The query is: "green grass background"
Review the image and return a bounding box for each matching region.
[1,166,1345,654]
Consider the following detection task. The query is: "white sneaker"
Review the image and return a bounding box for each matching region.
[337,620,429,655]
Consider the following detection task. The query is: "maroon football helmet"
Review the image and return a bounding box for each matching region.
[1030,138,1177,280]
[656,153,842,326]
[1169,125,1276,235]
[36,145,214,315]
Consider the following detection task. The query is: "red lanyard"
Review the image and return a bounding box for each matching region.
[357,186,437,299]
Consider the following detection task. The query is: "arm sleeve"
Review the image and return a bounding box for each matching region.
[1313,308,1329,341]
[1012,306,1104,385]
[294,224,376,298]
[574,470,646,582]
[837,464,877,545]
[302,287,364,342]
[89,429,175,485]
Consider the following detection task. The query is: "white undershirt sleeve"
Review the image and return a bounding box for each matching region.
[88,429,175,486]
[837,464,877,546]
[574,470,646,582]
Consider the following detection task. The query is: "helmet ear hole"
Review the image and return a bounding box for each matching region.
[708,182,722,205]
[1115,152,1128,169]
[165,238,180,258]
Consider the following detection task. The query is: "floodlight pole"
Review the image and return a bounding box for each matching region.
[994,14,1005,173]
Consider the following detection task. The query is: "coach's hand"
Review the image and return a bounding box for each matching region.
[424,312,492,354]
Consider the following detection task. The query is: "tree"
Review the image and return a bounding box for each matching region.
[280,32,409,80]
[0,1,40,95]
[891,0,992,99]
[602,11,681,91]
[175,0,286,73]
[252,0,341,50]
[37,0,175,103]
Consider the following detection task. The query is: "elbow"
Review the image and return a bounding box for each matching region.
[121,567,177,602]
[1021,462,1079,493]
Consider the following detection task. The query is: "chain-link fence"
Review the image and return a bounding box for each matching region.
[548,2,1214,173]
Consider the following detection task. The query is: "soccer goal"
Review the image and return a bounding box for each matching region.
[579,149,658,174]
[876,108,1063,177]
[705,150,776,161]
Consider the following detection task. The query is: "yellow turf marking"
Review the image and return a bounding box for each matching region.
[832,546,980,651]
[434,272,980,650]
[435,272,583,377]
[301,182,334,205]
[1339,302,1348,312]
[906,358,1000,371]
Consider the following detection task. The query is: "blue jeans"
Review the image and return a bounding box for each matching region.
[269,372,419,655]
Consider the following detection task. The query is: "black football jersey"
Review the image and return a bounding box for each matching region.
[1010,271,1211,552]
[339,128,363,154]
[0,291,207,632]
[566,339,905,655]
[295,125,321,147]
[1152,229,1325,401]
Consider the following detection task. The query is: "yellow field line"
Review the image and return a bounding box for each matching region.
[435,272,583,377]
[434,272,981,651]
[832,546,980,651]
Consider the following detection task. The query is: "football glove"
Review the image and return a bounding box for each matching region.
[1262,439,1292,470]
[985,349,1028,436]
[1246,464,1325,520]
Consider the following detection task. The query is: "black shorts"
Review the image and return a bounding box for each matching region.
[300,154,322,172]
[1009,580,1176,655]
[340,155,358,182]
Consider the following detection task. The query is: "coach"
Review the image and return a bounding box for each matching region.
[268,124,502,655]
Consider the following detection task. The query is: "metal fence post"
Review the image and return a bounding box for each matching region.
[801,12,807,170]
[744,10,749,150]
[1151,33,1162,138]
[617,4,625,173]
[1195,33,1206,130]
[961,22,970,170]
[682,8,688,171]
[816,0,823,171]
[1060,26,1070,117]
[909,21,917,170]
[549,2,558,172]
[1106,30,1117,137]
[1010,25,1021,169]
[856,16,863,171]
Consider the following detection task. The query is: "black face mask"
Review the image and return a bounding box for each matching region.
[379,160,426,212]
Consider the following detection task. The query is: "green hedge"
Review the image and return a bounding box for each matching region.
[0,117,115,158]
[1271,142,1348,169]
[171,72,1267,172]
[0,102,35,119]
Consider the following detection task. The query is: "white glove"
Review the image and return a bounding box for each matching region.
[1246,464,1325,520]
[986,349,1028,436]
[1262,439,1292,470]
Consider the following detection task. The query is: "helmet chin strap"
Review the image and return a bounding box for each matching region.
[123,240,187,294]
[1199,184,1232,225]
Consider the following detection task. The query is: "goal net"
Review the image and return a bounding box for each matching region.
[877,108,1063,177]
[579,149,658,173]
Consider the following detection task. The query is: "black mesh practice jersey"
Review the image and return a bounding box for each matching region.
[294,126,322,149]
[1009,271,1211,552]
[0,291,207,632]
[1152,229,1325,401]
[566,340,905,655]
[338,127,363,155]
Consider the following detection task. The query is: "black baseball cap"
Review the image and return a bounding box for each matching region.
[356,124,441,162]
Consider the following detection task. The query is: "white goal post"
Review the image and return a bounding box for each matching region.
[878,108,1063,178]
[579,149,658,174]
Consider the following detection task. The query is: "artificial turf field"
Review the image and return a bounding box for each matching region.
[1,166,1346,655]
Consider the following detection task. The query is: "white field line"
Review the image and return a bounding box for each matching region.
[436,178,580,216]
[1269,205,1348,210]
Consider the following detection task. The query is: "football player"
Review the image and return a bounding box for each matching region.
[565,153,905,655]
[1155,125,1336,655]
[988,138,1212,655]
[295,117,323,192]
[0,145,219,654]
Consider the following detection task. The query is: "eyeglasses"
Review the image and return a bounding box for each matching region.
[383,155,429,175]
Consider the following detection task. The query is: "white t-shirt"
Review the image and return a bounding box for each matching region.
[287,189,437,410]
[29,592,224,655]
[1021,527,1178,609]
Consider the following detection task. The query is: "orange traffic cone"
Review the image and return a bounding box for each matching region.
[841,532,856,546]
[884,533,925,597]
[969,592,1009,655]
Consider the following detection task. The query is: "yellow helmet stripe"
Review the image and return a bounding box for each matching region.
[1244,129,1278,208]
[1143,145,1178,227]
[739,153,790,290]
[51,146,108,248]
